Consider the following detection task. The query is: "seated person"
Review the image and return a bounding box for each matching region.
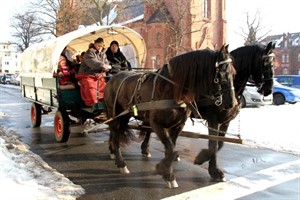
[57,47,77,89]
[105,40,132,75]
[76,37,111,107]
[76,51,85,64]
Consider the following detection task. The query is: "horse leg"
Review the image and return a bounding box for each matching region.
[110,119,130,174]
[141,130,152,158]
[153,125,178,188]
[194,122,225,181]
[206,122,229,181]
[108,134,115,159]
[218,122,229,150]
[169,125,184,161]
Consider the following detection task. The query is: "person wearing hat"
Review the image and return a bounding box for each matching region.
[78,37,111,74]
[76,37,111,107]
[57,46,77,87]
[105,40,132,75]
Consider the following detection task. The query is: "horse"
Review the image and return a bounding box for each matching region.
[103,44,237,188]
[140,42,275,182]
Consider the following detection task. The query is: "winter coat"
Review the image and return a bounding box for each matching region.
[105,47,132,73]
[78,44,109,75]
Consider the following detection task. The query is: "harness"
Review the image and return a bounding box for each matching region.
[111,57,233,120]
[112,70,192,119]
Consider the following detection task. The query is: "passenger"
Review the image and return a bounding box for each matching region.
[105,40,132,75]
[76,37,111,107]
[76,52,85,64]
[62,46,80,73]
[57,47,77,88]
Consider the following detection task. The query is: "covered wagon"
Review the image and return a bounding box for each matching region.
[20,25,147,142]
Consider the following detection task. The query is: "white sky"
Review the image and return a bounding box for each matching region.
[226,0,300,50]
[1,0,299,50]
[1,102,299,199]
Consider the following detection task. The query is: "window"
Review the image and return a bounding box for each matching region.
[203,0,210,18]
[282,54,289,63]
[298,53,300,62]
[282,68,288,75]
[156,33,161,48]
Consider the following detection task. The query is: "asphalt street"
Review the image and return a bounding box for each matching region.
[1,84,299,200]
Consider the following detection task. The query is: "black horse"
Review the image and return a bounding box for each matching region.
[139,42,275,182]
[103,45,237,188]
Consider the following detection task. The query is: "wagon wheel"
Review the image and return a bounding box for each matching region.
[31,103,42,127]
[273,93,285,105]
[54,109,70,143]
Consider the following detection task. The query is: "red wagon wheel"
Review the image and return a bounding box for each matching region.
[31,103,42,127]
[54,109,70,143]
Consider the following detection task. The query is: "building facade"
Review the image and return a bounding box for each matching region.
[0,42,21,74]
[125,0,227,68]
[67,0,226,69]
[260,32,300,75]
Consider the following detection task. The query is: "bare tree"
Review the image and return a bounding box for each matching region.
[10,13,44,52]
[239,10,271,45]
[24,0,88,36]
[83,0,144,26]
[151,1,208,57]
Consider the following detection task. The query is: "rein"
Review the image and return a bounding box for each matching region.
[111,55,234,121]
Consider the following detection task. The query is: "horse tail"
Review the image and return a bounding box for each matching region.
[119,122,136,145]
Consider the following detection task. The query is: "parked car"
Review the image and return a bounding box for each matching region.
[272,80,300,105]
[240,84,273,108]
[275,75,300,89]
[10,74,20,85]
[1,73,14,84]
[0,74,4,84]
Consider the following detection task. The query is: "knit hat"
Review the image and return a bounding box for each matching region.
[94,37,104,43]
[110,40,119,47]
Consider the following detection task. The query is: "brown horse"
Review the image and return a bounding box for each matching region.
[103,45,237,188]
[140,42,275,182]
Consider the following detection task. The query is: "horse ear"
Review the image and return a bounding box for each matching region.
[265,42,274,54]
[225,44,229,52]
[220,44,227,53]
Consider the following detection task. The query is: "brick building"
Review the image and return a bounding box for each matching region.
[260,32,300,75]
[65,0,227,69]
[123,0,227,68]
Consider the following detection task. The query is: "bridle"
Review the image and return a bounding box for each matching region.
[256,52,275,91]
[213,58,235,106]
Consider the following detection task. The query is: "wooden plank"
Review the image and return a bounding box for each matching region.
[180,131,243,144]
[128,124,243,144]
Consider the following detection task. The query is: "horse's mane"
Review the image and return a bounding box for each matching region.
[166,50,218,101]
[230,45,266,86]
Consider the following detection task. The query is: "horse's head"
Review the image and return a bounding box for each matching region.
[214,44,237,109]
[256,42,275,96]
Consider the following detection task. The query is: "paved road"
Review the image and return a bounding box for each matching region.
[1,84,299,200]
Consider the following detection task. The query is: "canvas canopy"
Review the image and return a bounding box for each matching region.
[20,25,146,77]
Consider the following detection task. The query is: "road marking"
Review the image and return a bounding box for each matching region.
[162,160,300,200]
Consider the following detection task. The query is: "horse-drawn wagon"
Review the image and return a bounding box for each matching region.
[20,25,147,143]
[20,25,276,187]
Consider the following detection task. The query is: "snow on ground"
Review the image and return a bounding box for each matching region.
[183,103,300,155]
[0,102,299,199]
[0,127,84,200]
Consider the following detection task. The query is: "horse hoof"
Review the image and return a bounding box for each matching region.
[142,153,151,158]
[120,166,130,174]
[110,154,116,160]
[211,177,226,182]
[165,180,179,188]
